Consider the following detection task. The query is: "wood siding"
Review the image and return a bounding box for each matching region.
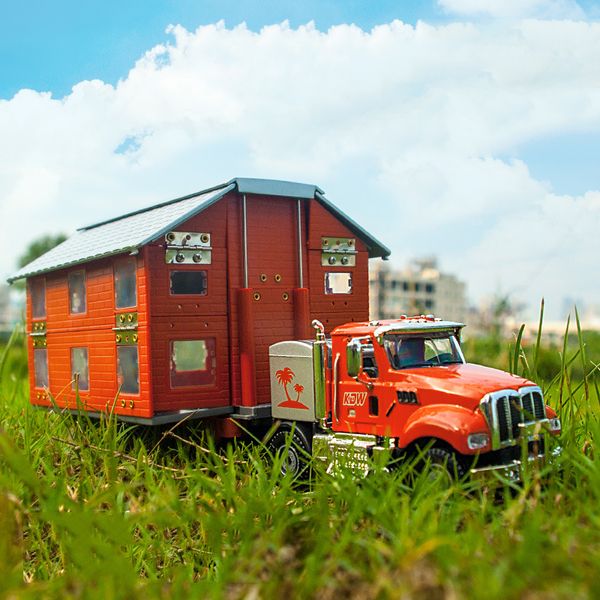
[27,254,153,418]
[25,190,372,418]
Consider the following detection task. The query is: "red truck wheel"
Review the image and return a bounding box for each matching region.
[267,423,312,479]
[423,446,468,481]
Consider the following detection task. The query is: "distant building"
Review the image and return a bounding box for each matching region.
[369,258,467,323]
[0,284,24,335]
[0,284,9,329]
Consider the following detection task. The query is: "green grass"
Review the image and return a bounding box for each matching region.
[0,322,599,599]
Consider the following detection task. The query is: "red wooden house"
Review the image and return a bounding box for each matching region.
[9,178,389,425]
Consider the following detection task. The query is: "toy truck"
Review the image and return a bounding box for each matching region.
[9,177,560,480]
[270,316,561,480]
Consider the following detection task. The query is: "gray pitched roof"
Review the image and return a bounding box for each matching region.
[8,184,234,283]
[8,177,390,282]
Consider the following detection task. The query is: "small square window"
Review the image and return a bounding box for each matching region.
[170,339,216,388]
[68,271,86,314]
[324,272,352,295]
[71,347,89,392]
[117,346,139,395]
[169,270,208,295]
[34,348,49,388]
[31,278,46,319]
[115,259,137,309]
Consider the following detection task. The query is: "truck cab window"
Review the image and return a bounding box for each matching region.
[362,344,378,378]
[384,333,464,369]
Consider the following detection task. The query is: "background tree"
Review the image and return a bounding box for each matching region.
[13,233,67,290]
[17,233,67,269]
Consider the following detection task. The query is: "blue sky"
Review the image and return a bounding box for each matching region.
[1,0,599,319]
[4,0,598,197]
[1,0,441,99]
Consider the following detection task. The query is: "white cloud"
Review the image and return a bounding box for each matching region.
[1,17,600,318]
[438,0,586,20]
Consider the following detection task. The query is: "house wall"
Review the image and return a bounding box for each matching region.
[26,253,153,418]
[25,189,372,418]
[225,194,370,406]
[306,200,370,332]
[144,192,370,411]
[145,198,230,412]
[227,193,304,406]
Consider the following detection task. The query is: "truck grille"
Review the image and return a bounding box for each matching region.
[481,386,547,449]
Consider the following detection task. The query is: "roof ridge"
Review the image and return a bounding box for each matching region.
[8,177,391,284]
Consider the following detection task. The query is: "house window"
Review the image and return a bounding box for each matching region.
[170,339,216,388]
[115,259,137,309]
[71,347,89,392]
[117,346,139,394]
[324,272,352,295]
[68,271,86,314]
[170,270,208,295]
[34,348,49,388]
[425,283,435,294]
[31,278,46,319]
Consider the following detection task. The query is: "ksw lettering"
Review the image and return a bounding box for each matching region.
[343,391,368,407]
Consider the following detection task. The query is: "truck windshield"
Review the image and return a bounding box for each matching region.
[384,332,464,370]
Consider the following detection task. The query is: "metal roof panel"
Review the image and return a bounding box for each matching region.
[315,191,391,260]
[8,184,234,282]
[8,177,391,282]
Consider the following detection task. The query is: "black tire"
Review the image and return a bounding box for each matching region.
[423,446,468,481]
[267,423,312,479]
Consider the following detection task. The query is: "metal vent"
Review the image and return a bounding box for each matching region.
[522,392,534,420]
[532,391,546,420]
[480,386,549,450]
[497,397,510,443]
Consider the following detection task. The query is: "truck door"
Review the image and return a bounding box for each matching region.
[332,341,386,435]
[332,339,415,438]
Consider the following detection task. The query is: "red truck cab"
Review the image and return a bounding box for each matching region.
[268,315,561,481]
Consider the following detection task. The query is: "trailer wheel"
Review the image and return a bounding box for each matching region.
[267,423,312,479]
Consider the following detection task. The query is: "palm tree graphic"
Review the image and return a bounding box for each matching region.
[275,368,308,410]
[293,383,304,402]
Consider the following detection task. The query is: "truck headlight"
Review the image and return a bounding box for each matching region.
[549,418,561,433]
[467,433,490,450]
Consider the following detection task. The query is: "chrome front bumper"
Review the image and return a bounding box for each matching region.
[469,446,562,484]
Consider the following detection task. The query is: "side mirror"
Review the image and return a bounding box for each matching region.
[346,338,362,378]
